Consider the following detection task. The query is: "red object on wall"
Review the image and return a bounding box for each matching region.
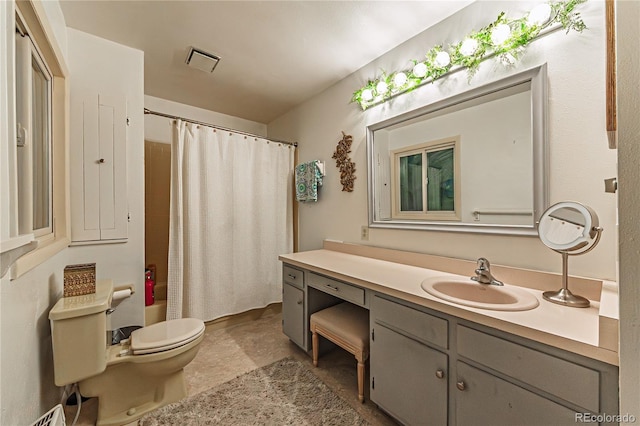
[145,269,155,306]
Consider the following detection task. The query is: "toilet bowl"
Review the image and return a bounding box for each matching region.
[49,280,205,426]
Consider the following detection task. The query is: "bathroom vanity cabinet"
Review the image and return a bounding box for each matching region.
[281,260,619,426]
[370,294,618,426]
[370,295,448,425]
[282,265,306,348]
[282,266,338,351]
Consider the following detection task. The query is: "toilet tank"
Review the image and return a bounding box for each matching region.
[49,280,113,386]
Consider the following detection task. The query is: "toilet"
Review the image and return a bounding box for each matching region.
[49,280,205,426]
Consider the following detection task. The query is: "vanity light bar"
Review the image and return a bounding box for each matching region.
[352,0,588,110]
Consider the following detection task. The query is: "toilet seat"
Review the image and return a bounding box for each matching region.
[131,318,205,355]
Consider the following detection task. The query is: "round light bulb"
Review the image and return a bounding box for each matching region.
[501,53,517,66]
[412,62,427,78]
[527,3,552,26]
[361,89,373,102]
[460,38,479,56]
[376,81,388,94]
[393,72,408,87]
[435,51,451,68]
[491,24,511,46]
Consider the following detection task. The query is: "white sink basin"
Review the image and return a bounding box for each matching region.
[421,276,539,311]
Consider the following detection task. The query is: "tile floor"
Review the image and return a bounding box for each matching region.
[64,312,397,425]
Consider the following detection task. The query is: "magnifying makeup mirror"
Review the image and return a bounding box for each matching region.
[538,201,603,308]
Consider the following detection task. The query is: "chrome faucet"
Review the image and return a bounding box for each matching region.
[471,258,504,286]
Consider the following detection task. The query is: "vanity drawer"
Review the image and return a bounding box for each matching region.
[457,325,600,412]
[283,265,304,289]
[372,295,448,349]
[307,272,365,306]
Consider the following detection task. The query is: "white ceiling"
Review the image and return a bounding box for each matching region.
[59,1,473,124]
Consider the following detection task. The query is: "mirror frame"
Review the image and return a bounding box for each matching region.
[366,64,548,236]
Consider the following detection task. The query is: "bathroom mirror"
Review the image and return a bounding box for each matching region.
[367,65,548,235]
[538,201,602,308]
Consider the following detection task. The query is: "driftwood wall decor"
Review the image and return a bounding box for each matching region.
[332,131,356,192]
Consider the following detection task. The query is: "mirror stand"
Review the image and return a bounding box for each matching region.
[542,228,603,308]
[544,251,587,307]
[538,201,603,309]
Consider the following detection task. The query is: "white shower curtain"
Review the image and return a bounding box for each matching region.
[167,120,294,321]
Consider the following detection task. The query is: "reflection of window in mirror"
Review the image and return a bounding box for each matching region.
[391,137,460,221]
[367,65,547,234]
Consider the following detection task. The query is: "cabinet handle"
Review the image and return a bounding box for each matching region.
[456,381,466,391]
[325,284,339,292]
[98,158,105,163]
[296,300,303,305]
[287,274,296,280]
[435,369,445,379]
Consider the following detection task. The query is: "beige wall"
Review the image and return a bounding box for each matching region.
[144,95,268,145]
[268,1,617,281]
[65,28,145,330]
[616,0,640,418]
[0,1,69,423]
[1,10,145,425]
[145,141,171,285]
[0,3,70,423]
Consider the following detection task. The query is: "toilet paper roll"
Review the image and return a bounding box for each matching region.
[113,288,132,302]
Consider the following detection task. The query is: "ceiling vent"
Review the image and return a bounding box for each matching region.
[185,47,221,73]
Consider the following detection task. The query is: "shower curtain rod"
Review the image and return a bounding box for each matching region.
[143,108,298,147]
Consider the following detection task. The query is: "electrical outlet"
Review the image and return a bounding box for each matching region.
[361,225,369,241]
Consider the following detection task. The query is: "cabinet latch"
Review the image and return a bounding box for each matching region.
[127,213,131,222]
[126,117,130,126]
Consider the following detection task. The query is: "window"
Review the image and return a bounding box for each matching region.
[0,1,70,279]
[15,29,53,239]
[391,137,461,221]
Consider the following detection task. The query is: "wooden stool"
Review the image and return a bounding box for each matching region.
[310,302,369,402]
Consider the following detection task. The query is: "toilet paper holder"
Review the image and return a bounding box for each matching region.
[113,284,135,301]
[106,285,135,315]
[114,284,135,294]
[108,284,138,345]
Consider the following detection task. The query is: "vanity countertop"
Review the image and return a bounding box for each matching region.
[279,247,618,366]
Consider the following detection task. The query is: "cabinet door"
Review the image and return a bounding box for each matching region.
[97,94,128,240]
[70,90,128,243]
[371,324,448,426]
[455,362,579,426]
[282,283,305,348]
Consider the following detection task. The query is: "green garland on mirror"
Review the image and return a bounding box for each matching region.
[352,0,587,110]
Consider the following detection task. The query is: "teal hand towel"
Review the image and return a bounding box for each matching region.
[295,161,323,202]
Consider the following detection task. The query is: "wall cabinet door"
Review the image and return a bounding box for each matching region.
[455,362,579,426]
[371,324,448,426]
[282,282,305,348]
[70,90,128,243]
